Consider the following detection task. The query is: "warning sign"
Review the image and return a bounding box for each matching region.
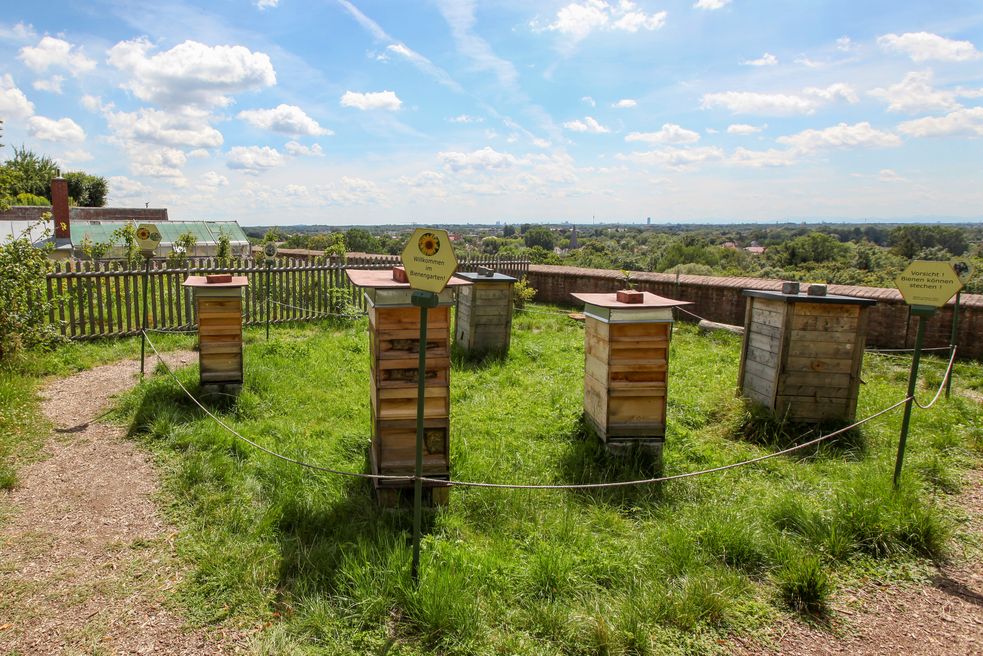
[895,260,962,307]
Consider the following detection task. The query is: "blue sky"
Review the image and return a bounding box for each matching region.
[0,0,981,225]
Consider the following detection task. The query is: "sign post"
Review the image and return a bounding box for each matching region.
[400,228,457,580]
[892,261,962,487]
[264,243,278,341]
[945,259,974,398]
[135,224,162,378]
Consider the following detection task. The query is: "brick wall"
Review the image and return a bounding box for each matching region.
[526,264,983,359]
[0,206,168,222]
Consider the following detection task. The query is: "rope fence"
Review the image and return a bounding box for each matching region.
[141,325,958,492]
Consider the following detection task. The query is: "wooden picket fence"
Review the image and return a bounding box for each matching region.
[44,254,530,339]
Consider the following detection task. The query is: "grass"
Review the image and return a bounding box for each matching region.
[9,305,982,654]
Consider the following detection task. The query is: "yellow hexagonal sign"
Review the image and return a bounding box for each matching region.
[135,223,162,252]
[895,260,962,307]
[400,228,458,293]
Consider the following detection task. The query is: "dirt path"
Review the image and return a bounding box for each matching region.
[734,468,983,656]
[0,352,244,655]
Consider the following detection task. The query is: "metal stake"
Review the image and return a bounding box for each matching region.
[894,306,934,488]
[410,290,438,580]
[139,254,152,377]
[945,290,961,398]
[266,258,272,341]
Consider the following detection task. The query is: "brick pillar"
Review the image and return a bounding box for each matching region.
[51,177,70,239]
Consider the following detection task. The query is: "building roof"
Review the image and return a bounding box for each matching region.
[70,220,248,246]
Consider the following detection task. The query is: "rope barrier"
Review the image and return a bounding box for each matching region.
[269,298,367,318]
[142,330,411,483]
[913,346,958,410]
[141,329,918,491]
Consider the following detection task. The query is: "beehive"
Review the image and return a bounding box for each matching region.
[453,270,516,357]
[739,290,876,422]
[347,269,470,503]
[571,291,691,453]
[183,275,248,391]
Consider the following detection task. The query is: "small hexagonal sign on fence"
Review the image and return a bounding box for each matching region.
[895,260,963,308]
[400,228,458,293]
[135,223,162,253]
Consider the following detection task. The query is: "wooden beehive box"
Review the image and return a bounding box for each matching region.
[453,270,516,357]
[572,291,691,453]
[347,269,469,501]
[183,275,248,391]
[739,290,876,422]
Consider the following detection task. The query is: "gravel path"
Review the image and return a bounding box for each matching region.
[0,352,244,655]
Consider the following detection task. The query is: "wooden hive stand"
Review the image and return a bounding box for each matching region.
[183,274,248,394]
[571,291,691,456]
[347,268,471,506]
[453,269,516,358]
[738,289,876,423]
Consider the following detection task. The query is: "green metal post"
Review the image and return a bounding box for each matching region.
[140,255,151,377]
[894,307,933,488]
[945,290,961,398]
[410,290,438,581]
[266,259,272,341]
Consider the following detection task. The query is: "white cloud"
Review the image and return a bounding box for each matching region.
[538,1,666,44]
[128,146,188,179]
[28,116,85,142]
[0,74,35,118]
[777,122,902,152]
[729,147,797,168]
[340,90,402,111]
[803,83,859,104]
[878,32,981,63]
[620,146,725,171]
[581,96,597,108]
[108,176,149,198]
[836,36,854,52]
[613,98,637,108]
[321,176,385,205]
[435,0,518,87]
[199,171,229,188]
[869,71,959,113]
[18,36,95,75]
[107,108,224,149]
[438,146,519,173]
[226,145,284,173]
[694,0,730,9]
[626,123,700,144]
[878,169,907,183]
[532,137,551,148]
[743,53,778,67]
[32,75,64,94]
[80,94,112,113]
[449,114,483,123]
[701,83,856,115]
[0,21,36,42]
[399,170,445,187]
[284,141,324,156]
[727,123,765,135]
[256,0,279,9]
[188,148,210,159]
[107,38,276,108]
[563,116,609,133]
[898,107,983,138]
[237,104,331,136]
[58,150,93,165]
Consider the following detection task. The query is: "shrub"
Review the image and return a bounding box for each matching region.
[0,218,60,360]
[774,552,831,614]
[513,276,537,309]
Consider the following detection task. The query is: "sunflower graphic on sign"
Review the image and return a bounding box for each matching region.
[418,232,440,256]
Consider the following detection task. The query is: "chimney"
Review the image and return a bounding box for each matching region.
[51,177,70,240]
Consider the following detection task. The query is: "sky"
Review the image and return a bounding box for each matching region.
[0,0,981,226]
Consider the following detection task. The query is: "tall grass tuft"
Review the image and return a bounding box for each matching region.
[774,551,831,615]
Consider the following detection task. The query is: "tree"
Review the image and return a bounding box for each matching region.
[64,171,108,207]
[502,224,516,238]
[262,227,285,242]
[2,147,59,199]
[110,223,140,264]
[0,217,59,359]
[216,229,232,264]
[169,231,197,265]
[308,232,346,259]
[523,226,555,250]
[344,227,380,253]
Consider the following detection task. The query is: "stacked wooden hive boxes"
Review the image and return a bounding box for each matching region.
[454,268,516,358]
[183,274,248,392]
[347,268,469,504]
[572,290,691,454]
[739,286,876,422]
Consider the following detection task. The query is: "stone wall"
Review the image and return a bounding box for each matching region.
[525,264,983,359]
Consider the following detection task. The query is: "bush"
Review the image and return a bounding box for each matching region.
[774,552,831,614]
[0,218,60,360]
[513,276,537,309]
